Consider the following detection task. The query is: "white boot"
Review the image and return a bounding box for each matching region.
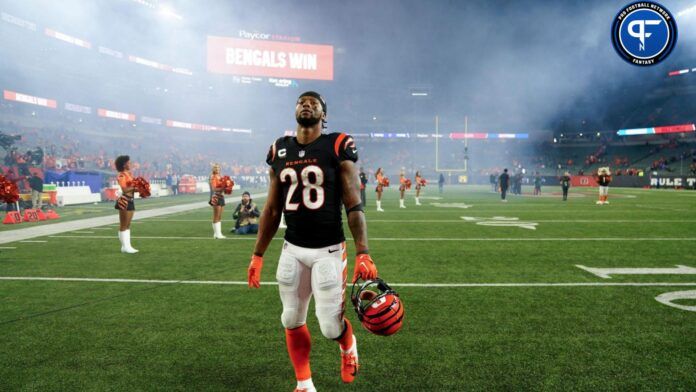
[415,197,421,206]
[118,230,125,253]
[376,200,384,212]
[122,229,138,253]
[214,222,226,239]
[399,199,406,208]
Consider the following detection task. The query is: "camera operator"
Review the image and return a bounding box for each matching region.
[231,191,260,234]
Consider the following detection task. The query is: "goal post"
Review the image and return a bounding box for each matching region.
[434,115,469,174]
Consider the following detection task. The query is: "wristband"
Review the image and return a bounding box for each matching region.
[345,204,364,215]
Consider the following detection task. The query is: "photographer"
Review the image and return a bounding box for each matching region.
[29,172,43,209]
[231,191,260,234]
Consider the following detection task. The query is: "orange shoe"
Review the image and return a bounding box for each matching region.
[340,335,359,383]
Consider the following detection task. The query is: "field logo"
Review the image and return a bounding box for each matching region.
[461,216,538,230]
[611,2,677,66]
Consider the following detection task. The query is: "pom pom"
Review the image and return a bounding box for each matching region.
[0,175,20,203]
[220,175,235,194]
[132,177,151,198]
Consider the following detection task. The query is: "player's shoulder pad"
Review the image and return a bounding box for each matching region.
[330,132,358,162]
[266,136,291,165]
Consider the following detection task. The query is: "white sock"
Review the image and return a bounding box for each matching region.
[376,200,381,209]
[297,378,315,390]
[118,230,124,247]
[400,199,405,207]
[415,197,419,204]
[215,222,223,236]
[212,222,217,236]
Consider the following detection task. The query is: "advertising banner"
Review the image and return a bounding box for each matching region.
[98,108,135,121]
[570,175,597,187]
[3,90,57,108]
[650,176,696,189]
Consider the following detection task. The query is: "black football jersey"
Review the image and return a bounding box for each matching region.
[561,176,571,187]
[267,132,358,248]
[597,174,612,186]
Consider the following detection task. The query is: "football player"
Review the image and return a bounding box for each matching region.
[375,167,385,212]
[208,163,226,239]
[414,171,424,206]
[114,155,138,253]
[248,91,378,392]
[560,171,571,201]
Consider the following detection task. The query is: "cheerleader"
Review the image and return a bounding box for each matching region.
[398,171,407,209]
[209,163,226,239]
[414,171,423,206]
[375,167,385,212]
[114,155,138,253]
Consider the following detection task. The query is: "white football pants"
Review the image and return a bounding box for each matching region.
[276,240,348,339]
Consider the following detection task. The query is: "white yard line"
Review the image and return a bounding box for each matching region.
[1,276,695,288]
[19,240,47,243]
[46,235,696,241]
[0,247,17,249]
[139,219,696,223]
[0,193,267,245]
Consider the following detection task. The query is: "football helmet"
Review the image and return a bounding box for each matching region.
[350,278,404,336]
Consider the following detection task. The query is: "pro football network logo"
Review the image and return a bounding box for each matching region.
[611,2,677,66]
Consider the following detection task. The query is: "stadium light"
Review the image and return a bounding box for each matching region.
[411,92,428,97]
[159,4,183,21]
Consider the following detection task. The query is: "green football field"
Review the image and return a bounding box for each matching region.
[1,186,695,391]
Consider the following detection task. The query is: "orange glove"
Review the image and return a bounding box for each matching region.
[248,255,263,288]
[352,253,378,283]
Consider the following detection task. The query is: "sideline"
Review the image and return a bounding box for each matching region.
[0,193,267,245]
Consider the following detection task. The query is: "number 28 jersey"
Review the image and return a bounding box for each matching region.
[267,133,358,248]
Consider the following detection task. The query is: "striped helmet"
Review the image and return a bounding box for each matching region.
[351,278,404,336]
